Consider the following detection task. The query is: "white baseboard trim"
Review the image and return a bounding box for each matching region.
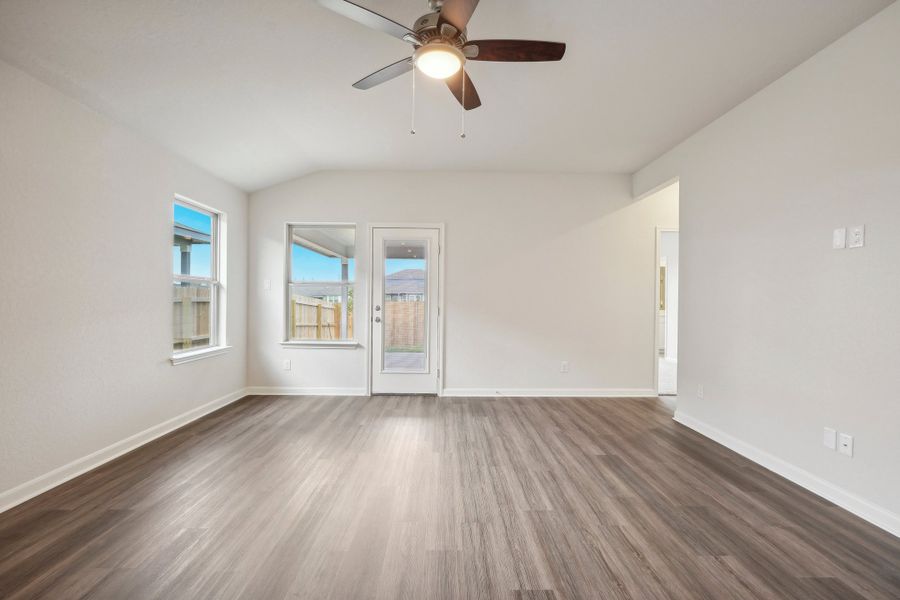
[0,387,250,515]
[245,386,368,397]
[674,411,900,539]
[441,388,657,398]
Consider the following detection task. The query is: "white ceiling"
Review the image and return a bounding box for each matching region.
[0,0,892,191]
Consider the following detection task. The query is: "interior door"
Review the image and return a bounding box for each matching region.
[371,227,441,394]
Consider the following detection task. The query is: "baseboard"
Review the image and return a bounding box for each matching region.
[441,388,657,398]
[0,387,249,515]
[244,386,368,396]
[674,411,900,539]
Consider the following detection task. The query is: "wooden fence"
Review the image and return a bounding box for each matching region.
[290,295,352,340]
[288,296,422,347]
[384,301,425,351]
[173,285,211,350]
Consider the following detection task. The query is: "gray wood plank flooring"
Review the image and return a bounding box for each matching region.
[0,395,897,599]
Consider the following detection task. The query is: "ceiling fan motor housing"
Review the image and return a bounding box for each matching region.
[414,12,467,47]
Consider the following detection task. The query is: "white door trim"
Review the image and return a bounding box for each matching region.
[366,223,446,396]
[654,227,679,396]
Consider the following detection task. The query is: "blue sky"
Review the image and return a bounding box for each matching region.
[173,204,212,277]
[292,245,355,281]
[385,258,425,275]
[175,204,426,282]
[291,245,424,281]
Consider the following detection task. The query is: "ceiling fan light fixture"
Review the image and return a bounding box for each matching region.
[414,44,464,80]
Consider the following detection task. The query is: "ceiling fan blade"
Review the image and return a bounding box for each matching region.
[439,0,480,32]
[317,0,415,42]
[465,40,566,62]
[446,69,482,110]
[353,58,414,90]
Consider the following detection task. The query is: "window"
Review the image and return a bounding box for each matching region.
[173,198,224,355]
[286,224,356,342]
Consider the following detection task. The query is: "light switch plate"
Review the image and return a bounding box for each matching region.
[832,228,846,249]
[823,427,837,450]
[838,433,853,457]
[283,359,292,371]
[848,225,865,249]
[264,279,272,291]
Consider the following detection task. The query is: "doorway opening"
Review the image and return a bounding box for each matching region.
[656,229,679,395]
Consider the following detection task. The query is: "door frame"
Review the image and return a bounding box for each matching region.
[653,227,679,396]
[366,223,446,396]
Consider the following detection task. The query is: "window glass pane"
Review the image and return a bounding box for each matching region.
[291,244,355,282]
[382,240,427,371]
[288,225,356,341]
[288,282,353,341]
[173,204,213,278]
[173,281,214,351]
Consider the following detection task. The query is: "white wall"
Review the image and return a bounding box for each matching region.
[249,171,678,396]
[634,3,900,533]
[660,230,679,360]
[0,59,249,507]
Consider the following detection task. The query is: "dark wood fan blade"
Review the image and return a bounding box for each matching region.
[446,69,482,110]
[439,0,480,32]
[317,0,414,42]
[353,58,414,90]
[465,40,566,62]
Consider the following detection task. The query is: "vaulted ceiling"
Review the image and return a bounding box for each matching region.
[0,0,892,191]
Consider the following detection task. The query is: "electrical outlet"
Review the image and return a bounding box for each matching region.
[838,433,853,457]
[560,361,570,373]
[697,384,704,399]
[848,225,865,249]
[283,359,292,371]
[823,427,837,450]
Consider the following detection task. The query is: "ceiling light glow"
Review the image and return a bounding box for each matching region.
[414,45,464,79]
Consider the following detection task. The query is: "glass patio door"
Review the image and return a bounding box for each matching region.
[370,227,441,394]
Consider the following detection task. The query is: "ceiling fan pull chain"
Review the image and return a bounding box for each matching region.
[460,67,466,139]
[410,64,417,135]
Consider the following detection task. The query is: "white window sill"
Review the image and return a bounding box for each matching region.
[171,345,232,365]
[281,340,359,349]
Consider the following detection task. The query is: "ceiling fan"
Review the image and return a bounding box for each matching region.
[316,0,566,110]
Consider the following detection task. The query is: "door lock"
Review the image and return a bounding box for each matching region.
[375,305,381,311]
[374,316,381,323]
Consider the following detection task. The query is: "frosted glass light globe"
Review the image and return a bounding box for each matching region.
[414,45,464,79]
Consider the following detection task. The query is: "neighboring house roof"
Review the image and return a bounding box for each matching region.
[386,269,424,295]
[290,269,424,299]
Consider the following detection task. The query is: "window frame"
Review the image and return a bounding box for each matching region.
[171,195,229,363]
[283,222,358,349]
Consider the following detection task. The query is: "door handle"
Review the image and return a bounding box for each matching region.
[374,316,381,323]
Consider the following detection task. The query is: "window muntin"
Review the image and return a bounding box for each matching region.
[287,225,356,342]
[173,200,221,353]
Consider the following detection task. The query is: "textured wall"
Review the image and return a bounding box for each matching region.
[248,171,678,395]
[0,59,249,499]
[634,4,900,524]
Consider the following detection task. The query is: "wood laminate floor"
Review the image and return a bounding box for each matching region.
[0,395,898,599]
